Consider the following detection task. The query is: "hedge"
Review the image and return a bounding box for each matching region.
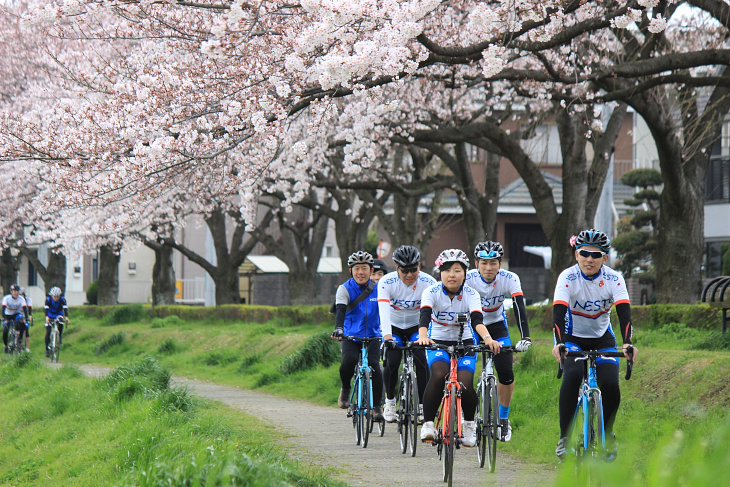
[71,304,332,325]
[70,303,724,331]
[520,303,723,331]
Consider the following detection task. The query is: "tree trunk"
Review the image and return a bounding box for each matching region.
[146,240,176,305]
[0,249,19,293]
[19,247,67,294]
[97,243,120,305]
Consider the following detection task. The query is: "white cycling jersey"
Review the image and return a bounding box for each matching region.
[464,268,523,326]
[2,294,27,317]
[377,271,437,336]
[420,283,482,342]
[553,264,630,340]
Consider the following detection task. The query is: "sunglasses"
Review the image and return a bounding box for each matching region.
[477,250,499,259]
[398,267,419,275]
[578,250,606,259]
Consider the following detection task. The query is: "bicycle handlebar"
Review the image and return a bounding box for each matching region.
[556,345,634,380]
[342,336,382,344]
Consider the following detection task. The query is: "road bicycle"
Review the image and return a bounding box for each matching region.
[5,317,25,356]
[424,315,483,487]
[557,345,634,461]
[48,316,65,362]
[475,344,515,472]
[343,336,385,448]
[391,341,423,457]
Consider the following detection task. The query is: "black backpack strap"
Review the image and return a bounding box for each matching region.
[345,281,375,313]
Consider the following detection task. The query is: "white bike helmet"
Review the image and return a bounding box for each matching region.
[435,249,470,270]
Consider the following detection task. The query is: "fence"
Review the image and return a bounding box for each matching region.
[176,278,206,304]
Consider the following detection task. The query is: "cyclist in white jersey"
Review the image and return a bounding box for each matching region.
[378,245,436,422]
[416,249,501,447]
[465,240,532,442]
[552,229,638,461]
[2,284,29,353]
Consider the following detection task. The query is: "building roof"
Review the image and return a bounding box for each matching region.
[497,172,563,213]
[242,255,343,274]
[245,255,289,273]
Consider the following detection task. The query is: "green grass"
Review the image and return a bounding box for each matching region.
[18,310,730,485]
[0,354,343,486]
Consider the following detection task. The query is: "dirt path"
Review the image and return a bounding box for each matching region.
[60,363,555,486]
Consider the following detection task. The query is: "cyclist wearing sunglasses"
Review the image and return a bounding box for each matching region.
[551,228,638,461]
[464,240,531,442]
[378,245,437,422]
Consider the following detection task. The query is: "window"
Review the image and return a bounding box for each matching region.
[27,251,38,286]
[705,241,730,278]
[706,156,730,203]
[520,125,562,165]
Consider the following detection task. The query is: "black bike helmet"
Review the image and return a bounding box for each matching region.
[392,245,421,267]
[9,284,20,292]
[347,250,374,268]
[474,241,504,260]
[372,259,388,273]
[574,229,611,252]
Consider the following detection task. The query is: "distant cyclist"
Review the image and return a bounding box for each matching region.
[19,287,33,352]
[377,245,436,423]
[552,229,638,461]
[44,286,69,357]
[416,249,501,447]
[371,259,388,283]
[2,284,29,353]
[331,251,384,422]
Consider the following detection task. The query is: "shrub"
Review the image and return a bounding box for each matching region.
[157,338,180,355]
[86,280,99,305]
[151,315,184,328]
[278,332,340,375]
[95,332,126,355]
[102,304,147,326]
[203,350,239,366]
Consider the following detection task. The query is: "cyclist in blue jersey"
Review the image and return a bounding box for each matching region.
[331,251,384,422]
[2,284,29,353]
[416,249,501,447]
[552,229,638,461]
[44,286,69,357]
[465,241,532,442]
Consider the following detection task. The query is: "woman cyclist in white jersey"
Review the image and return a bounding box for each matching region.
[416,249,501,447]
[464,240,532,442]
[552,229,638,461]
[378,245,436,422]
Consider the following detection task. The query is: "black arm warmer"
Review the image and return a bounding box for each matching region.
[552,303,569,344]
[335,303,346,330]
[469,310,484,338]
[512,295,530,338]
[616,302,633,344]
[419,306,432,328]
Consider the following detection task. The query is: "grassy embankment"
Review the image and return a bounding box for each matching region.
[11,304,730,486]
[0,353,344,486]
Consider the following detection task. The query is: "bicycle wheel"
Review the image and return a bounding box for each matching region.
[572,394,589,459]
[50,328,59,362]
[488,377,499,472]
[397,377,408,453]
[408,371,419,457]
[361,369,371,448]
[476,379,487,468]
[590,390,603,456]
[353,376,362,446]
[442,386,457,486]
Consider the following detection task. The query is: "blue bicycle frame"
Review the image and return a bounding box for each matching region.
[344,336,380,448]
